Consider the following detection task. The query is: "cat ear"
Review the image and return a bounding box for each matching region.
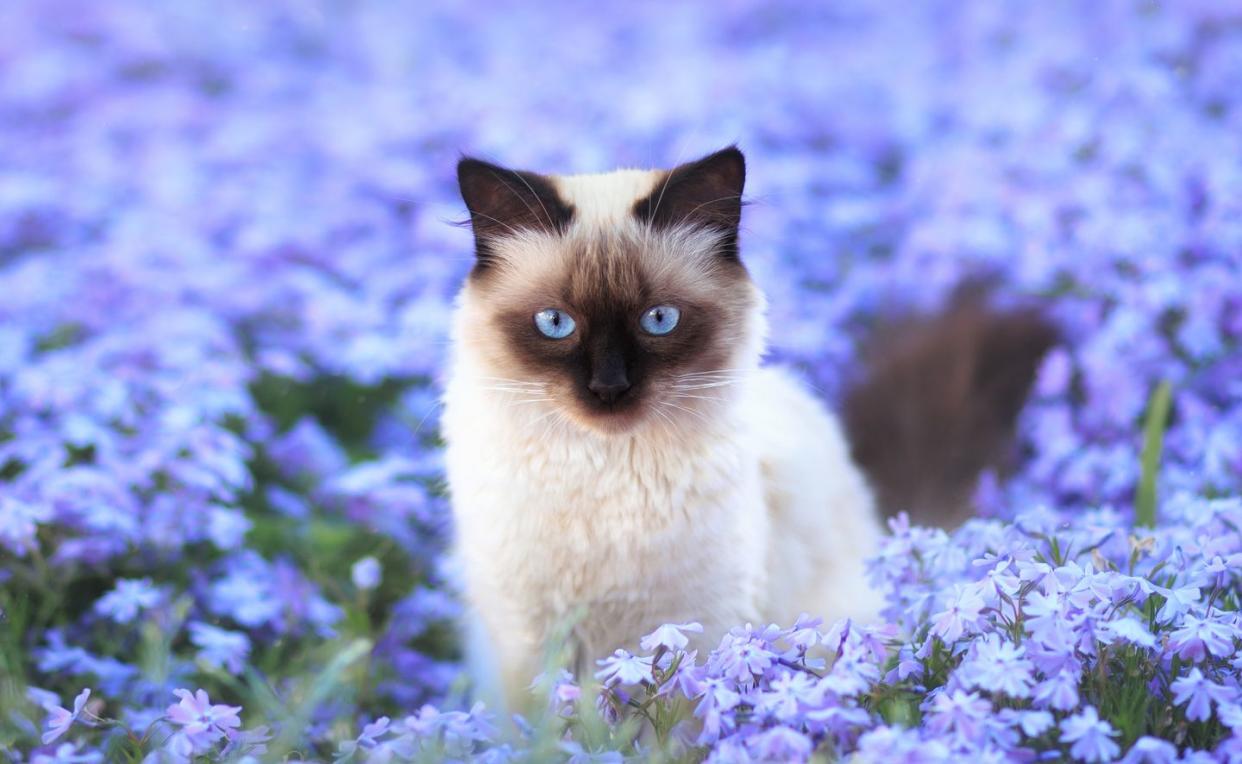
[457,157,574,263]
[633,146,746,260]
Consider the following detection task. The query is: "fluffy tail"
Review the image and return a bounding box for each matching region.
[841,284,1059,527]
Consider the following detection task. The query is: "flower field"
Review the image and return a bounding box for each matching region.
[2,1,1240,761]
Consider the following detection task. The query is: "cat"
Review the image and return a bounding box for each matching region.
[441,147,1056,711]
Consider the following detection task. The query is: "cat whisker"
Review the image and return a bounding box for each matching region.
[650,405,677,433]
[528,406,566,431]
[413,399,445,434]
[671,377,745,386]
[477,376,547,386]
[671,379,741,388]
[659,399,712,427]
[475,381,549,391]
[674,370,753,381]
[674,373,747,380]
[670,381,738,390]
[670,392,726,402]
[479,385,549,393]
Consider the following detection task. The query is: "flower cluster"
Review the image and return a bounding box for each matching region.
[340,498,1240,761]
[3,0,1241,761]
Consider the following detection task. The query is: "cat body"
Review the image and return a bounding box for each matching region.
[444,354,877,706]
[442,148,1053,710]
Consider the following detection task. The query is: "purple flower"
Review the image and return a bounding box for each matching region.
[1059,707,1120,763]
[931,585,986,643]
[710,630,777,682]
[1011,709,1054,738]
[753,670,817,721]
[0,496,51,557]
[558,740,624,764]
[640,621,703,652]
[743,727,813,761]
[42,688,92,744]
[1220,702,1242,732]
[594,649,654,687]
[1100,616,1157,649]
[926,689,992,748]
[188,622,251,674]
[31,742,104,764]
[5,0,1242,760]
[956,634,1033,698]
[1154,584,1202,624]
[687,675,742,743]
[94,578,163,623]
[1168,615,1236,662]
[856,725,951,762]
[1171,668,1232,722]
[783,613,824,652]
[165,688,242,752]
[1118,736,1178,764]
[267,417,347,482]
[1033,670,1081,712]
[337,716,392,758]
[351,556,382,590]
[534,669,581,716]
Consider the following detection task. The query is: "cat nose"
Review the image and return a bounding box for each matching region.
[588,377,631,404]
[589,345,631,404]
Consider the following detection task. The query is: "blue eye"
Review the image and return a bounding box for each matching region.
[640,305,680,335]
[534,309,576,339]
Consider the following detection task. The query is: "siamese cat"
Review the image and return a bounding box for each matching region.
[441,147,1055,710]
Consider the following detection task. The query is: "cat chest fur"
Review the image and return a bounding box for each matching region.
[444,385,769,651]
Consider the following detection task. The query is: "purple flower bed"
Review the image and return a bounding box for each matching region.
[2,0,1240,761]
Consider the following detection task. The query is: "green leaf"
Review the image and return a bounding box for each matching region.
[1135,381,1172,528]
[264,638,373,758]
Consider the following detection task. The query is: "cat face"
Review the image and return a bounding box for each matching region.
[453,148,765,434]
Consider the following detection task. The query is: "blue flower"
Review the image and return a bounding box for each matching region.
[931,585,986,643]
[42,688,92,745]
[640,621,703,653]
[94,578,163,624]
[743,727,812,761]
[594,650,655,687]
[1059,707,1120,763]
[925,689,992,749]
[955,634,1033,698]
[31,741,104,764]
[1168,615,1236,662]
[0,496,50,557]
[1171,668,1232,722]
[709,630,777,682]
[351,556,382,591]
[1033,672,1080,712]
[165,688,242,753]
[188,622,251,674]
[1118,736,1178,764]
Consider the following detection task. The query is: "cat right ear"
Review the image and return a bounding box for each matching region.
[457,158,574,264]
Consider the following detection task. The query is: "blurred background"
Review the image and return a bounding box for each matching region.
[1,0,1240,755]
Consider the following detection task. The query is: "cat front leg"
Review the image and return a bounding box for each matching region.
[461,585,552,714]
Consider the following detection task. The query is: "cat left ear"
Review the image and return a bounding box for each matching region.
[633,146,746,260]
[457,157,574,265]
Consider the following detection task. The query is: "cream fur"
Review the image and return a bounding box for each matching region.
[442,169,882,711]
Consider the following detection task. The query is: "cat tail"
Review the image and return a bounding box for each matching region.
[841,282,1059,528]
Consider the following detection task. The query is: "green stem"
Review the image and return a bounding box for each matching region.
[1135,381,1172,528]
